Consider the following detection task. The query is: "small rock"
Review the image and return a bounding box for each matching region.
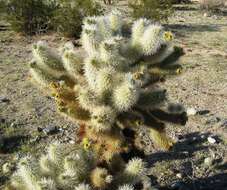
[186,108,197,116]
[62,125,69,129]
[10,122,16,128]
[43,125,58,135]
[197,110,210,115]
[203,12,212,17]
[204,157,214,166]
[69,140,75,144]
[37,127,43,132]
[59,127,64,132]
[221,120,227,127]
[0,96,10,103]
[176,173,183,179]
[170,181,190,190]
[208,136,216,144]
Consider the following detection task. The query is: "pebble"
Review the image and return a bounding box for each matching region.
[204,13,208,17]
[197,110,210,115]
[62,125,69,129]
[170,181,190,190]
[0,96,10,103]
[207,136,216,144]
[176,173,183,179]
[69,140,75,144]
[37,127,43,132]
[221,120,227,127]
[43,125,58,135]
[10,122,16,128]
[186,108,197,116]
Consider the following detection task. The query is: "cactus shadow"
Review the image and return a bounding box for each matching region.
[174,5,197,11]
[0,135,29,154]
[165,24,221,33]
[185,173,227,190]
[216,162,227,171]
[0,175,9,188]
[146,132,210,167]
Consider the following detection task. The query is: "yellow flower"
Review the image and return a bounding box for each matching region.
[164,31,174,41]
[82,138,91,150]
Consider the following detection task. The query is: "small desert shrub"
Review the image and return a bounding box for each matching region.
[52,0,102,38]
[0,0,6,12]
[4,0,58,35]
[199,0,225,11]
[129,0,173,22]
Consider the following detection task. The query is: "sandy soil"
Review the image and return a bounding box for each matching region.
[0,2,227,190]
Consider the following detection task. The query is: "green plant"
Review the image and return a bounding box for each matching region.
[0,0,6,13]
[52,0,102,38]
[8,143,150,190]
[5,0,58,35]
[129,0,173,22]
[28,11,187,163]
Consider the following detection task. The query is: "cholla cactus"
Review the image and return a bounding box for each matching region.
[8,143,150,190]
[29,12,187,162]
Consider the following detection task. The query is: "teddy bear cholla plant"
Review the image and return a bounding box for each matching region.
[29,11,186,161]
[8,143,150,190]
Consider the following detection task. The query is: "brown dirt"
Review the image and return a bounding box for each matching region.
[0,2,227,190]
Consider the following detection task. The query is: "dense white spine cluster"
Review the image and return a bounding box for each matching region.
[25,11,184,190]
[29,11,177,134]
[10,143,150,190]
[131,18,150,47]
[140,24,164,55]
[118,185,134,190]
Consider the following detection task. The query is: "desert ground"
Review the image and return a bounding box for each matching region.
[0,2,227,190]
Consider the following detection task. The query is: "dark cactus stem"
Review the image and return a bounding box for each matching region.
[159,46,185,66]
[149,109,188,125]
